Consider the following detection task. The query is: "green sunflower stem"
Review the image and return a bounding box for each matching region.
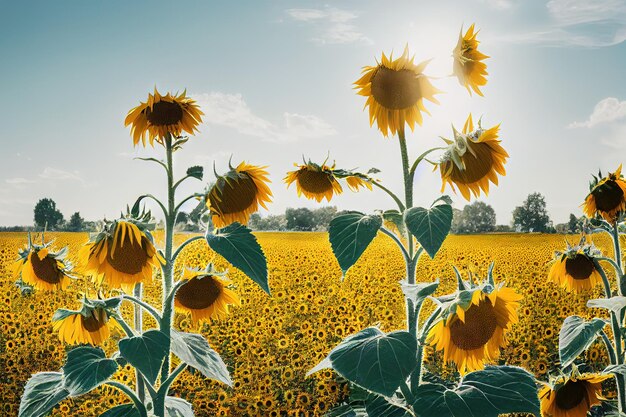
[611,222,625,295]
[593,260,613,299]
[133,283,145,403]
[106,381,149,417]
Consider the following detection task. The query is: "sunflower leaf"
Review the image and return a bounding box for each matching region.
[328,212,382,278]
[206,223,269,294]
[604,364,626,378]
[412,366,540,417]
[559,315,607,369]
[364,394,412,417]
[170,329,232,387]
[118,330,169,385]
[404,201,452,259]
[186,166,203,181]
[62,346,118,396]
[325,404,368,417]
[382,210,406,237]
[587,296,626,314]
[308,327,417,397]
[100,404,141,417]
[165,396,194,417]
[400,280,440,306]
[18,372,70,417]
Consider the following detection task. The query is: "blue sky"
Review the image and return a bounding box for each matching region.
[1,0,626,227]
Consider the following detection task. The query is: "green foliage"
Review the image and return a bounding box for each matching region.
[404,198,453,258]
[511,192,552,233]
[285,207,315,231]
[170,329,232,386]
[18,372,69,417]
[401,280,439,305]
[165,396,194,417]
[33,198,64,230]
[328,212,382,277]
[559,315,606,368]
[64,212,85,232]
[206,222,269,294]
[100,404,141,417]
[587,296,626,314]
[451,202,496,234]
[62,346,118,396]
[364,395,411,417]
[118,330,169,385]
[309,327,417,397]
[413,366,540,417]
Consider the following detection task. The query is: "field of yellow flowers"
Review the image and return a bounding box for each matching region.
[0,231,616,416]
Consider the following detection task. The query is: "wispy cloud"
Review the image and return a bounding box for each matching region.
[39,167,85,183]
[569,97,626,128]
[5,177,36,185]
[285,7,371,45]
[192,92,337,142]
[479,0,517,9]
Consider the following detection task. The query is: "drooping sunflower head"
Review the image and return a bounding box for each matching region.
[549,235,602,293]
[453,24,489,96]
[583,165,626,223]
[438,114,508,201]
[539,371,611,417]
[52,297,121,345]
[13,238,73,291]
[428,278,522,374]
[124,88,204,147]
[206,161,272,229]
[80,217,163,292]
[354,46,441,137]
[174,267,240,323]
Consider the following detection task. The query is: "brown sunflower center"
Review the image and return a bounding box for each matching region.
[30,253,61,284]
[370,67,422,109]
[176,276,222,310]
[145,101,183,126]
[209,173,258,215]
[449,299,498,351]
[106,234,149,275]
[297,170,335,194]
[449,142,494,184]
[592,180,624,213]
[565,254,594,280]
[81,310,107,332]
[555,380,588,410]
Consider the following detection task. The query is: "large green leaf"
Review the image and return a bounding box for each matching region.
[365,395,411,417]
[166,396,194,417]
[587,296,626,314]
[404,200,452,259]
[118,330,169,384]
[309,327,417,397]
[63,346,118,396]
[328,212,382,277]
[559,315,606,368]
[18,372,69,417]
[100,404,141,417]
[325,405,367,417]
[604,364,626,378]
[206,222,269,294]
[170,329,232,386]
[413,366,540,417]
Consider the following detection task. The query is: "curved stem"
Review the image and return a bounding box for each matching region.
[172,174,195,192]
[173,194,200,219]
[408,147,445,182]
[140,194,168,220]
[410,306,442,392]
[123,294,162,322]
[412,247,424,264]
[380,227,410,264]
[172,235,204,262]
[134,157,170,175]
[600,329,617,365]
[105,381,148,417]
[611,312,623,365]
[154,364,187,417]
[371,181,405,212]
[597,257,622,279]
[112,313,135,337]
[593,260,613,299]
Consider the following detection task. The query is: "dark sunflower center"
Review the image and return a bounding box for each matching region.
[209,173,258,215]
[370,67,422,109]
[449,142,494,184]
[81,311,106,332]
[176,276,222,310]
[555,380,588,410]
[106,234,149,275]
[565,254,594,280]
[449,299,498,351]
[145,101,183,126]
[297,170,335,194]
[30,253,61,284]
[592,180,624,212]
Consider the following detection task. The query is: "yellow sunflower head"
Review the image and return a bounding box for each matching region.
[124,88,204,147]
[354,45,441,137]
[453,24,489,96]
[583,164,626,223]
[438,114,508,201]
[80,218,163,292]
[52,297,120,345]
[174,267,240,322]
[428,277,522,374]
[206,161,272,229]
[539,371,611,417]
[549,236,602,292]
[13,239,73,291]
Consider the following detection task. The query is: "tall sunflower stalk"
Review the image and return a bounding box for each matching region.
[15,89,272,417]
[296,26,543,416]
[543,166,626,416]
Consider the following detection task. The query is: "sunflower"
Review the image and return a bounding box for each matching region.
[549,237,603,292]
[583,164,626,223]
[13,245,72,291]
[438,114,508,201]
[285,161,372,202]
[354,46,441,137]
[453,24,489,96]
[174,268,240,322]
[206,162,272,228]
[80,220,163,292]
[428,284,522,374]
[124,88,204,146]
[52,303,114,345]
[539,372,611,417]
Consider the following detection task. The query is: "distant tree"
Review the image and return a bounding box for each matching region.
[175,211,189,225]
[65,212,85,232]
[494,224,512,233]
[312,206,337,231]
[285,207,315,231]
[512,192,552,233]
[33,198,64,230]
[567,213,582,234]
[453,202,496,234]
[249,213,287,231]
[450,208,464,234]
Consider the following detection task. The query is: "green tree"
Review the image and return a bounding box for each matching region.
[512,192,552,233]
[285,207,315,231]
[567,213,582,233]
[65,212,85,232]
[452,202,496,234]
[312,206,337,231]
[33,198,64,230]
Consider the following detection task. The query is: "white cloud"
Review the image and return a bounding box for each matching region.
[285,7,371,45]
[38,167,85,183]
[479,0,516,9]
[547,0,626,26]
[569,97,626,128]
[192,92,336,142]
[5,177,36,185]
